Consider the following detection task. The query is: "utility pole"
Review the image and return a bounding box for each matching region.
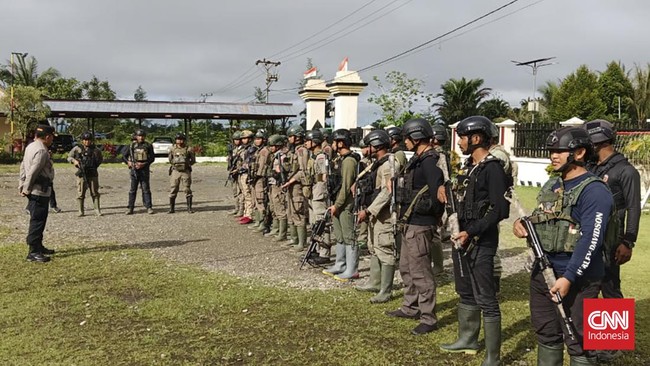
[200,92,213,102]
[512,57,556,123]
[255,58,281,103]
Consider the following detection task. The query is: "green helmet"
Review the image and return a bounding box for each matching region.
[268,134,286,146]
[232,131,242,140]
[240,130,254,138]
[287,125,305,137]
[255,129,268,139]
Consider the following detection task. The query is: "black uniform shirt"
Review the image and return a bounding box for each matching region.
[407,150,444,226]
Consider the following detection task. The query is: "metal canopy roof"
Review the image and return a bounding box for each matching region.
[43,99,296,120]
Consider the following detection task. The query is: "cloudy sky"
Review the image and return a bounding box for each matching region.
[3,0,649,124]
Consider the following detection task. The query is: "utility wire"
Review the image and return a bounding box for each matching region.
[267,0,378,59]
[358,0,521,73]
[272,0,524,93]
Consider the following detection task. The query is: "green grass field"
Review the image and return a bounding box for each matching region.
[0,186,647,365]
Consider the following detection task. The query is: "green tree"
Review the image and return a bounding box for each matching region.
[43,77,84,99]
[0,55,61,89]
[598,61,633,121]
[134,85,148,101]
[368,71,432,127]
[434,77,491,125]
[253,87,266,103]
[0,85,50,148]
[550,65,607,122]
[626,63,650,127]
[297,58,322,88]
[82,76,116,100]
[479,97,511,121]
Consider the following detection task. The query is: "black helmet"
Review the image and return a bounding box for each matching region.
[403,118,433,140]
[363,129,390,148]
[489,122,499,139]
[320,128,331,138]
[546,127,593,152]
[287,125,305,138]
[583,119,616,144]
[331,128,352,146]
[255,129,268,139]
[431,124,448,143]
[80,131,93,140]
[135,129,146,137]
[456,116,492,137]
[305,129,324,144]
[175,132,187,140]
[386,126,403,142]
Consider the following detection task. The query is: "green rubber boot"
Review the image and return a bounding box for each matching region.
[440,304,481,354]
[370,263,394,304]
[248,211,261,229]
[292,225,307,251]
[481,317,501,366]
[77,198,85,217]
[93,196,102,216]
[265,219,279,237]
[273,219,288,242]
[355,256,381,292]
[537,343,564,366]
[569,356,596,366]
[284,224,298,246]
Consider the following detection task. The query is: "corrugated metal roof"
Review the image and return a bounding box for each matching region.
[43,99,296,119]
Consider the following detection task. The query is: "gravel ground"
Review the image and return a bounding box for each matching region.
[0,163,530,290]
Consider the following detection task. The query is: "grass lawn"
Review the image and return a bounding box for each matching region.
[0,186,647,365]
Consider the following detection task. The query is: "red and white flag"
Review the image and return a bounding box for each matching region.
[303,67,318,79]
[338,57,349,72]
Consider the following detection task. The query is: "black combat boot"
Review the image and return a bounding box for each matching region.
[168,197,175,214]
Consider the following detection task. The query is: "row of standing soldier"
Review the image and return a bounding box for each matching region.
[226,116,640,366]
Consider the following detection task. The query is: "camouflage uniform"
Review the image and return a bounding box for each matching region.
[251,133,272,231]
[67,133,103,216]
[237,130,255,221]
[270,139,290,242]
[168,134,196,213]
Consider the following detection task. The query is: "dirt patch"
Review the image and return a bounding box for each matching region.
[0,164,530,289]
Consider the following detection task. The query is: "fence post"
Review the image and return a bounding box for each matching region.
[449,121,461,156]
[496,119,517,155]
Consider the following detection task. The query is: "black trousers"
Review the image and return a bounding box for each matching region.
[26,195,50,253]
[530,264,601,358]
[128,168,152,208]
[452,244,500,318]
[49,185,58,208]
[601,251,623,298]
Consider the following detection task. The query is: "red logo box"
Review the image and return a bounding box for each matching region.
[584,298,635,350]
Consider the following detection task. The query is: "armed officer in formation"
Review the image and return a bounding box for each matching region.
[167,132,196,214]
[123,129,155,215]
[68,131,103,217]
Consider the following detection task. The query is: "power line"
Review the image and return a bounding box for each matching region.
[273,0,526,93]
[279,0,407,63]
[358,0,522,73]
[267,0,379,59]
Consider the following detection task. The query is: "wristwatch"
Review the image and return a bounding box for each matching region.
[622,240,635,249]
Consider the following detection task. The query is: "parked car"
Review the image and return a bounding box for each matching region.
[50,134,75,153]
[152,137,173,157]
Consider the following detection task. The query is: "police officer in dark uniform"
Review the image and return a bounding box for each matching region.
[583,120,640,299]
[440,116,510,365]
[513,126,614,366]
[123,129,155,214]
[386,118,444,335]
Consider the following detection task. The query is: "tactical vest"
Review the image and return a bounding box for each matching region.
[76,145,99,176]
[457,155,502,221]
[530,175,618,253]
[358,155,389,207]
[170,145,190,172]
[272,151,290,185]
[396,149,443,217]
[591,153,627,211]
[329,152,360,203]
[131,143,150,162]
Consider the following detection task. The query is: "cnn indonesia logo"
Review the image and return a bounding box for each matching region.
[584,299,635,350]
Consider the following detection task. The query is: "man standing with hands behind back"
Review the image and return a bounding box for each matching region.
[19,124,56,263]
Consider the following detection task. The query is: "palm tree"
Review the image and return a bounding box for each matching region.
[626,63,650,127]
[479,98,511,121]
[538,80,559,111]
[434,77,491,124]
[0,55,61,89]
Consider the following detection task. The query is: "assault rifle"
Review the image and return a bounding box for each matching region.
[226,152,240,187]
[261,177,273,233]
[389,155,399,257]
[506,188,576,341]
[300,210,332,269]
[444,179,462,251]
